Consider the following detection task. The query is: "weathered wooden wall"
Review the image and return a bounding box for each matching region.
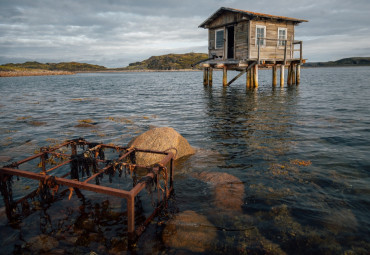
[249,20,295,60]
[206,10,297,61]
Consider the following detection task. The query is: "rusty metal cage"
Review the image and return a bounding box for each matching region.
[0,138,175,237]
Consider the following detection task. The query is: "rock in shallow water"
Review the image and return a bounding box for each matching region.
[162,210,217,252]
[127,127,195,166]
[26,234,59,252]
[193,172,245,212]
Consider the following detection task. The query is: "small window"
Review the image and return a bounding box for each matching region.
[256,25,266,46]
[215,29,224,49]
[278,28,287,46]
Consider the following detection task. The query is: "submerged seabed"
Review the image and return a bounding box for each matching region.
[0,67,369,254]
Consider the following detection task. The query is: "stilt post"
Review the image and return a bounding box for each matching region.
[203,68,209,86]
[246,68,251,87]
[291,63,296,85]
[208,67,213,86]
[287,64,292,86]
[253,64,258,88]
[272,65,277,86]
[296,64,300,85]
[223,66,227,86]
[280,65,285,87]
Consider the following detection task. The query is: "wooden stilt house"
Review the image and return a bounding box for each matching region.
[198,7,308,87]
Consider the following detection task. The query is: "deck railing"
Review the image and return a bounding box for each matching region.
[256,37,303,64]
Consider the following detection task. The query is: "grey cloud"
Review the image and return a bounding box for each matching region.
[0,0,369,66]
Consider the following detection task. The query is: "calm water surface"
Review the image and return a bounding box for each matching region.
[0,67,369,254]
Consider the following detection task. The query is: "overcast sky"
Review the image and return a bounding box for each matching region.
[1,0,369,67]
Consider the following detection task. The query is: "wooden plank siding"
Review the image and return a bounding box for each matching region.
[249,20,295,60]
[205,10,300,62]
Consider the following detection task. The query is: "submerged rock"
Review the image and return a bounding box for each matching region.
[193,172,245,212]
[127,127,195,166]
[162,210,217,252]
[26,234,59,252]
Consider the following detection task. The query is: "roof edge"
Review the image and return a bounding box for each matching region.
[199,7,308,28]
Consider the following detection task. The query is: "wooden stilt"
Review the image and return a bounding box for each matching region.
[291,63,296,85]
[287,64,292,86]
[296,64,300,85]
[223,66,227,86]
[280,65,285,87]
[253,64,258,88]
[203,68,208,86]
[208,67,213,86]
[246,68,251,87]
[272,65,277,86]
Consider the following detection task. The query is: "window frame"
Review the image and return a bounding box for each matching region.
[215,29,224,49]
[255,25,266,47]
[278,27,287,47]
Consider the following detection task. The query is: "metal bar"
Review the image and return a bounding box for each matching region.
[83,149,134,183]
[45,159,73,173]
[0,167,132,199]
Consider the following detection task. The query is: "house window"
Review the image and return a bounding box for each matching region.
[278,28,287,46]
[256,25,266,46]
[215,29,224,49]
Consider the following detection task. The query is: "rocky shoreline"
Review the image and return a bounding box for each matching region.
[0,70,75,77]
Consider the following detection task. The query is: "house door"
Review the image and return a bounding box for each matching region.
[227,26,234,59]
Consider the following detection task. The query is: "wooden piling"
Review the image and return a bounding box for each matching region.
[287,64,292,86]
[209,67,213,86]
[280,65,285,87]
[253,64,258,88]
[223,66,227,86]
[291,63,296,85]
[246,68,251,87]
[203,68,209,86]
[272,65,277,86]
[296,64,300,85]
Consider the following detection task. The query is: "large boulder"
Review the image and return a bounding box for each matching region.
[162,210,217,252]
[193,172,245,212]
[127,127,195,166]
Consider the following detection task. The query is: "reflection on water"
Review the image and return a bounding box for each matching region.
[1,68,370,254]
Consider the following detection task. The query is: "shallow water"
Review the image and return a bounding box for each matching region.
[0,67,370,254]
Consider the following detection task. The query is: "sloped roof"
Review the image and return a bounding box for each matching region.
[199,7,308,28]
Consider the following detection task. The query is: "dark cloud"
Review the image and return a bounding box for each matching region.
[1,0,369,66]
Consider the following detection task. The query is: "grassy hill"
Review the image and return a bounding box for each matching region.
[304,57,370,67]
[120,53,209,70]
[0,61,107,72]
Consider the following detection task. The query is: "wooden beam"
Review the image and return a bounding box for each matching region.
[291,63,296,85]
[226,62,257,86]
[227,69,246,86]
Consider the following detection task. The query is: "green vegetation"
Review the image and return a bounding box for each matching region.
[0,61,107,72]
[304,57,370,67]
[119,52,209,70]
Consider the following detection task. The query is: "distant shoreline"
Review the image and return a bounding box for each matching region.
[0,69,202,77]
[0,70,75,77]
[2,65,369,77]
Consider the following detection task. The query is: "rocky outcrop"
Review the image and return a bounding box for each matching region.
[26,234,59,252]
[127,127,195,166]
[193,172,245,212]
[162,210,217,252]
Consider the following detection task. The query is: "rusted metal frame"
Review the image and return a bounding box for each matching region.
[0,144,175,236]
[130,152,174,197]
[82,149,135,183]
